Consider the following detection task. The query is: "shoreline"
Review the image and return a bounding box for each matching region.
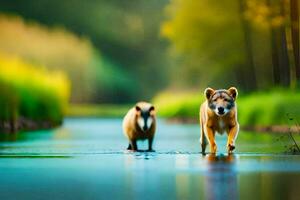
[1,116,299,134]
[166,117,300,133]
[0,117,61,133]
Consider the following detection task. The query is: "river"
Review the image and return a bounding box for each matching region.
[0,118,300,200]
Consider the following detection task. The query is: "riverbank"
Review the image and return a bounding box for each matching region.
[0,117,61,133]
[66,104,130,118]
[165,118,300,133]
[154,89,300,132]
[66,103,300,134]
[0,53,70,133]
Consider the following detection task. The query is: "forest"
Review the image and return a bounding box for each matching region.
[0,0,299,131]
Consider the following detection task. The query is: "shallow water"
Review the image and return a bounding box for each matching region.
[0,118,300,200]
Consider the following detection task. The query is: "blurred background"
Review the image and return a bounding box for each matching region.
[0,0,299,132]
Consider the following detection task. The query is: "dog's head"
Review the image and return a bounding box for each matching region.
[204,87,238,116]
[135,102,155,132]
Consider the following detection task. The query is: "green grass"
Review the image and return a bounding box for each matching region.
[153,91,204,118]
[238,91,300,126]
[66,104,131,118]
[154,90,300,126]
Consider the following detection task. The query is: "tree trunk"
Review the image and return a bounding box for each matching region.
[271,27,281,85]
[278,25,291,87]
[238,0,257,91]
[290,0,300,84]
[272,28,291,87]
[269,0,291,87]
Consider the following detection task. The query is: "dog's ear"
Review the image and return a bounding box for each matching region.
[135,105,141,112]
[135,105,141,111]
[204,88,215,99]
[149,106,155,115]
[228,87,238,100]
[149,106,155,112]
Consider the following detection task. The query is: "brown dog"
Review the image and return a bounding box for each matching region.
[122,102,156,151]
[200,87,239,154]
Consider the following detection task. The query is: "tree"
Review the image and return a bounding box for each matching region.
[161,0,251,90]
[290,0,299,86]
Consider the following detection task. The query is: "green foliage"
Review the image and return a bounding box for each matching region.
[238,90,300,126]
[0,1,170,102]
[154,90,300,126]
[0,14,94,102]
[153,91,204,118]
[161,0,298,92]
[161,0,246,88]
[0,14,141,103]
[0,0,297,107]
[0,53,70,124]
[89,54,138,103]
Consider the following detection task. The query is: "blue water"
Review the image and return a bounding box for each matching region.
[0,118,300,200]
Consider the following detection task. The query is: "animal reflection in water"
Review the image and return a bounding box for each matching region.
[174,154,238,200]
[204,154,238,200]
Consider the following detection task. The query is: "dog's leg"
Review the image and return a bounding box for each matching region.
[200,122,207,154]
[147,137,155,152]
[205,126,217,154]
[127,143,132,150]
[227,123,239,153]
[130,139,138,151]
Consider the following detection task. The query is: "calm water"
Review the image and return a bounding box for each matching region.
[0,118,300,200]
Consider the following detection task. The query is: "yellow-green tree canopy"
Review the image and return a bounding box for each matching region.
[161,0,299,91]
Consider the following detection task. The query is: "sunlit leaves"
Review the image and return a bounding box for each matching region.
[244,0,287,29]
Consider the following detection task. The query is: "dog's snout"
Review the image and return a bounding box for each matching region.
[218,107,224,113]
[143,126,148,131]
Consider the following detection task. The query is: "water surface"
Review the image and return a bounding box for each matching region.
[0,118,300,200]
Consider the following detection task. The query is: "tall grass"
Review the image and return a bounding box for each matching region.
[0,53,70,131]
[154,90,300,126]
